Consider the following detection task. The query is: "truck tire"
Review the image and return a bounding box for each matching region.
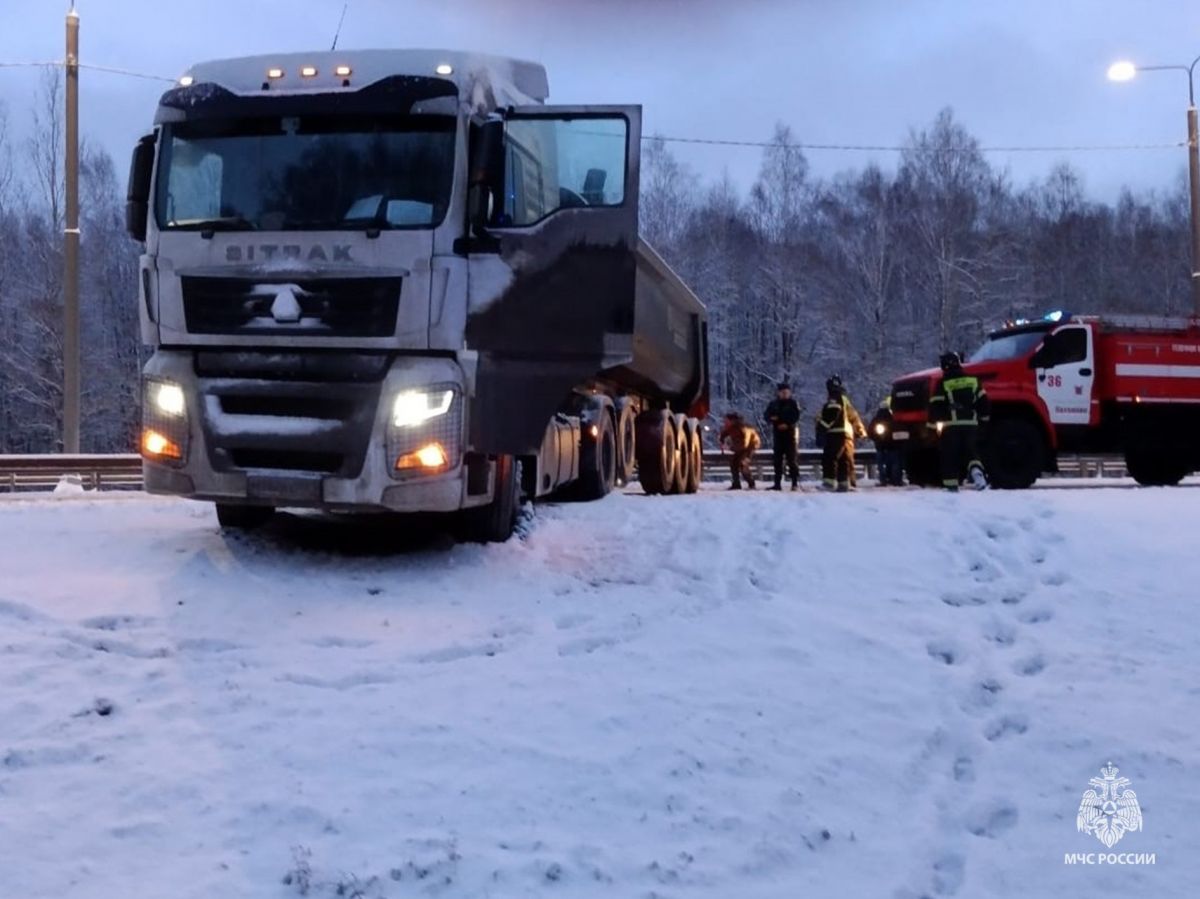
[460,455,521,542]
[903,449,941,488]
[685,419,703,494]
[578,409,617,499]
[615,398,637,486]
[215,503,274,530]
[985,419,1043,489]
[671,414,691,494]
[635,410,676,495]
[1125,448,1189,487]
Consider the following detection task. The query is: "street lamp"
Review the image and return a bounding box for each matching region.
[1109,55,1200,315]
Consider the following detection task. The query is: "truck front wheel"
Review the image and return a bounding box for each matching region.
[985,419,1044,489]
[460,455,521,543]
[214,503,274,530]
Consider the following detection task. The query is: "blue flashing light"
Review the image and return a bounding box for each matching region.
[1044,309,1066,323]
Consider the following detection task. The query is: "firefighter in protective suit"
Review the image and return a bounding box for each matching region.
[719,412,761,490]
[930,352,990,491]
[815,375,866,491]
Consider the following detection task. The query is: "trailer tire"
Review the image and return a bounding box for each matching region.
[215,503,274,530]
[684,419,703,493]
[615,398,637,486]
[635,410,675,495]
[985,419,1044,489]
[578,409,617,500]
[460,455,521,543]
[671,414,691,494]
[1125,448,1189,487]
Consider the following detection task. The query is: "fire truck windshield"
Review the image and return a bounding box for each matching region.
[967,329,1048,363]
[154,115,455,233]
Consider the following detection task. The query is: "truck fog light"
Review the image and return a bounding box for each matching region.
[396,442,448,471]
[392,389,454,428]
[154,382,186,417]
[142,429,183,461]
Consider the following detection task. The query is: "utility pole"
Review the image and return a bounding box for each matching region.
[1187,101,1200,314]
[63,4,80,453]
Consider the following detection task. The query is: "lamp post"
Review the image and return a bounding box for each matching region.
[1109,55,1200,315]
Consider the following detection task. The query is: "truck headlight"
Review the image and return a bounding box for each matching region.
[392,389,454,428]
[935,421,945,435]
[873,423,887,437]
[387,384,461,478]
[154,383,186,417]
[142,378,189,466]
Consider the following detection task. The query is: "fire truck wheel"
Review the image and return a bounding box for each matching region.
[985,419,1044,489]
[214,503,274,530]
[635,410,676,495]
[903,449,941,488]
[1125,448,1189,487]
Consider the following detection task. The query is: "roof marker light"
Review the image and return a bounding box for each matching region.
[435,63,454,76]
[300,65,318,78]
[267,67,285,79]
[335,64,352,77]
[179,75,194,87]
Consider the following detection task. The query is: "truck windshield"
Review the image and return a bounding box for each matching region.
[155,115,455,232]
[967,330,1048,363]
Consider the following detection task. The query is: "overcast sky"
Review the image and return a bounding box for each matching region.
[1,0,1198,200]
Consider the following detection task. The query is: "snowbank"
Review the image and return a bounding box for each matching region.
[0,486,1196,897]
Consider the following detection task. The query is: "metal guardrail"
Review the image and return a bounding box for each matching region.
[0,454,143,492]
[700,448,1129,483]
[0,451,1128,494]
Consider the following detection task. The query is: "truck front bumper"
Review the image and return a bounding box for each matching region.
[141,350,489,514]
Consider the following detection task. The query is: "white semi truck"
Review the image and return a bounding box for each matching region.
[126,50,709,541]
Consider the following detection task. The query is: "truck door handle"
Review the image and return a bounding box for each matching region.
[1079,367,1092,377]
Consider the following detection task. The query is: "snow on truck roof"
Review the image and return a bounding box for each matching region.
[177,49,549,111]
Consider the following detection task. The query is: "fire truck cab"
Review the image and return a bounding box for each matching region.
[888,313,1200,488]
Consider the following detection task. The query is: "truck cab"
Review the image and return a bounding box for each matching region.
[126,50,707,538]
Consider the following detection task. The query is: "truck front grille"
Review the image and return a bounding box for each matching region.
[891,378,930,413]
[181,276,402,337]
[195,353,386,479]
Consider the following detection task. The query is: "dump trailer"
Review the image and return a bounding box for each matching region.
[125,50,708,540]
[888,312,1200,488]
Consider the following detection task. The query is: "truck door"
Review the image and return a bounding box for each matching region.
[465,105,641,455]
[1033,323,1095,425]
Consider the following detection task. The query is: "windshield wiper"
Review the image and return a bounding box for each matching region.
[337,216,389,238]
[166,216,257,238]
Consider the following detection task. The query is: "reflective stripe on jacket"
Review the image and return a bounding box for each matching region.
[930,375,990,427]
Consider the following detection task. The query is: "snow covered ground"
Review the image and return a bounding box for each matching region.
[1,484,1197,898]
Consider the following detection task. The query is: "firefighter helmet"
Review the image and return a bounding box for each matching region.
[939,352,962,372]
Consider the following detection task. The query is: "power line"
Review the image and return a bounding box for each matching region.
[2,60,1189,153]
[644,134,1187,154]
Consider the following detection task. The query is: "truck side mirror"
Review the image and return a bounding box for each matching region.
[467,118,505,235]
[126,133,156,243]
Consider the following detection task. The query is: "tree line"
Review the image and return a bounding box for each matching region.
[0,76,1191,453]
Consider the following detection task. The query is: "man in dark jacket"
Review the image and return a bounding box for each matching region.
[929,352,990,491]
[815,375,866,492]
[718,412,761,490]
[764,382,802,490]
[869,395,905,486]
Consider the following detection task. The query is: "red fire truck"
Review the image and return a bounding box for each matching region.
[888,312,1200,488]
